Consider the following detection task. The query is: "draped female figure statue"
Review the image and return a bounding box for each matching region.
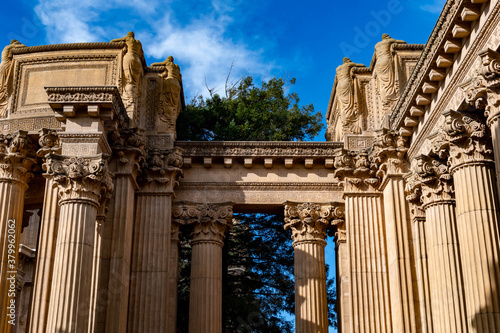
[110,31,144,109]
[0,40,26,118]
[150,56,182,133]
[373,33,406,107]
[331,57,366,138]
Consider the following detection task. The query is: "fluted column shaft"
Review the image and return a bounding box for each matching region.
[452,162,500,331]
[127,194,172,333]
[345,193,391,333]
[0,180,28,332]
[382,176,416,332]
[335,225,350,333]
[284,202,344,333]
[424,200,467,332]
[168,221,183,333]
[28,178,60,332]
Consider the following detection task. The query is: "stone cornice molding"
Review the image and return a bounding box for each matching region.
[442,109,494,171]
[43,153,113,207]
[108,128,146,181]
[172,201,233,245]
[460,48,500,126]
[45,86,129,130]
[142,147,183,193]
[0,130,38,186]
[283,201,344,246]
[10,42,125,55]
[37,128,61,158]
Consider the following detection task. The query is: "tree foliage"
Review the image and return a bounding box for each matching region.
[176,75,335,332]
[176,76,323,141]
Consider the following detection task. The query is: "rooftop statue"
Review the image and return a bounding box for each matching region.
[373,33,406,107]
[151,56,182,133]
[110,31,144,110]
[0,40,26,118]
[333,57,366,137]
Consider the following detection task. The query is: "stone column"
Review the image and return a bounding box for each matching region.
[405,174,433,333]
[168,217,185,333]
[413,153,467,332]
[372,129,416,332]
[127,148,183,333]
[102,129,145,333]
[443,109,500,331]
[334,149,392,333]
[44,154,113,333]
[29,129,61,333]
[335,221,350,333]
[0,131,36,333]
[173,202,233,333]
[283,202,342,333]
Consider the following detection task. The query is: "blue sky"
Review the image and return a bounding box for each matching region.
[2,0,445,331]
[3,0,444,141]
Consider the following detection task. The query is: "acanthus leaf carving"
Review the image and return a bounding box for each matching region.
[37,128,61,158]
[109,128,146,179]
[43,153,114,207]
[370,128,409,180]
[0,130,38,185]
[142,147,183,191]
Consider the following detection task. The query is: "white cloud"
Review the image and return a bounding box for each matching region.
[420,0,446,14]
[34,0,273,98]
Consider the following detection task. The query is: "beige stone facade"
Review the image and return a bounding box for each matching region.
[0,0,500,332]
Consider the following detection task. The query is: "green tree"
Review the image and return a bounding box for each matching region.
[176,75,336,332]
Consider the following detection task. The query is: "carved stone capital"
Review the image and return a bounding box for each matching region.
[335,221,347,244]
[170,219,184,243]
[414,154,454,207]
[43,153,114,207]
[441,109,493,170]
[370,128,409,184]
[0,130,38,186]
[109,128,146,181]
[172,202,233,245]
[283,201,344,246]
[404,172,425,220]
[142,147,183,193]
[333,149,379,192]
[460,49,500,126]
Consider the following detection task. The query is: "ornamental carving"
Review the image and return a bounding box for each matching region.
[109,128,146,177]
[370,128,409,179]
[333,149,379,191]
[413,154,454,207]
[460,48,500,126]
[283,202,344,245]
[43,153,113,206]
[441,109,493,169]
[37,128,61,158]
[0,130,37,185]
[0,40,26,117]
[172,202,233,245]
[143,147,183,191]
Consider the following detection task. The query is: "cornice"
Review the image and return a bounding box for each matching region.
[10,42,125,55]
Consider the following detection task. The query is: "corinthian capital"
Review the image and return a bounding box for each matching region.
[109,128,146,179]
[414,154,454,207]
[284,202,344,245]
[333,149,379,192]
[370,128,409,179]
[37,128,61,158]
[43,154,113,206]
[441,109,493,169]
[142,147,183,192]
[0,130,38,185]
[172,202,233,245]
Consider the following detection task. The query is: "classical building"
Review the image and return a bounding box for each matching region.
[0,0,499,332]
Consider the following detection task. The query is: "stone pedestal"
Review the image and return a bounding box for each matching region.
[284,202,342,333]
[173,202,233,333]
[443,110,500,331]
[0,131,36,333]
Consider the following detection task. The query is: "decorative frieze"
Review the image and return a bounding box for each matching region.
[0,130,37,185]
[43,154,113,206]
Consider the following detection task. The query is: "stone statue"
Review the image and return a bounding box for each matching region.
[332,57,366,137]
[151,56,182,133]
[373,33,406,107]
[0,40,26,118]
[110,31,144,110]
